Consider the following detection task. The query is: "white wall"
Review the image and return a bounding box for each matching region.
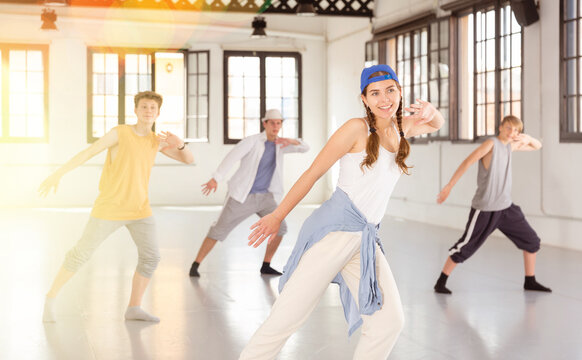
[0,4,330,208]
[364,0,582,251]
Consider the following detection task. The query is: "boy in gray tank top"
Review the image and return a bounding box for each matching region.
[433,115,551,294]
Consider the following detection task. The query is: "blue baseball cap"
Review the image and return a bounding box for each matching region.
[360,64,400,93]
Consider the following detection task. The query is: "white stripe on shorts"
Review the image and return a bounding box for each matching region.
[449,210,481,256]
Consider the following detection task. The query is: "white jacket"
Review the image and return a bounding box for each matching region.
[212,131,310,203]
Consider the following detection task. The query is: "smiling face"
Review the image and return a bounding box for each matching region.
[498,122,521,142]
[361,79,402,120]
[134,99,160,128]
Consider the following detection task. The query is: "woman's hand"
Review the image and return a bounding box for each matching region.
[248,213,282,248]
[404,99,438,125]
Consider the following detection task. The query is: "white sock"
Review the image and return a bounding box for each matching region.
[43,297,56,323]
[124,306,160,322]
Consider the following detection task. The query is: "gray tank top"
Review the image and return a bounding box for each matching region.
[471,137,512,211]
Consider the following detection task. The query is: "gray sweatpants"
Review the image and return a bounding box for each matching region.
[63,216,160,278]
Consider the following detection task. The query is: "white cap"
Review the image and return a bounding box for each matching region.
[262,109,284,121]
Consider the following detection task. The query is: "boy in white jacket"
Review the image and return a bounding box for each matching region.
[189,109,309,277]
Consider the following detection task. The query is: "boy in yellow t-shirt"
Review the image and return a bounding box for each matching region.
[39,91,194,322]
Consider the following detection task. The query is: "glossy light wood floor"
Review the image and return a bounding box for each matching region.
[0,206,580,360]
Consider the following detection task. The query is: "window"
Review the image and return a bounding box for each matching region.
[457,2,522,141]
[561,0,582,141]
[88,48,209,142]
[428,19,450,139]
[0,44,48,142]
[370,17,450,141]
[224,51,301,144]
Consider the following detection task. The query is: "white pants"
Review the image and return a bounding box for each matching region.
[239,231,404,360]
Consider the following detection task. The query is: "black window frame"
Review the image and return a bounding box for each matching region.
[560,0,582,142]
[87,47,210,143]
[368,15,452,143]
[0,43,49,143]
[223,50,302,145]
[450,0,523,143]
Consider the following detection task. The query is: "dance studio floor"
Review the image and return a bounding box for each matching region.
[0,205,580,360]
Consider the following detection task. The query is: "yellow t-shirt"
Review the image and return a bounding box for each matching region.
[91,125,159,220]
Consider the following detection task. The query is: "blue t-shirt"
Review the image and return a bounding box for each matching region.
[250,140,276,194]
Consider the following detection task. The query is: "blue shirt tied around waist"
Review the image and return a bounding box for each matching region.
[278,188,384,336]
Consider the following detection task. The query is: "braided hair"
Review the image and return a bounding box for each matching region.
[360,72,411,174]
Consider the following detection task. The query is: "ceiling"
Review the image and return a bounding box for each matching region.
[0,0,374,17]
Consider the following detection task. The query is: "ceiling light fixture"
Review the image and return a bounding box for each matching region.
[41,8,58,30]
[43,0,69,6]
[251,16,267,38]
[296,0,317,16]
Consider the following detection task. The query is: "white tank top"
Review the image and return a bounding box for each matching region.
[336,124,402,224]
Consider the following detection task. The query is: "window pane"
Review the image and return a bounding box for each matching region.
[486,10,495,40]
[229,118,244,140]
[477,105,486,136]
[27,51,43,71]
[188,53,197,72]
[568,97,577,132]
[501,69,510,101]
[229,97,243,117]
[10,71,26,92]
[501,36,510,69]
[228,76,243,97]
[266,57,282,76]
[439,50,449,78]
[126,74,138,95]
[476,73,485,104]
[430,23,438,50]
[421,56,427,81]
[440,20,449,47]
[486,72,495,103]
[105,54,118,73]
[199,52,208,73]
[266,77,282,97]
[476,42,484,72]
[282,98,298,118]
[566,0,577,20]
[28,94,43,115]
[105,95,117,116]
[397,35,404,60]
[430,51,439,79]
[245,77,260,97]
[282,77,298,97]
[512,68,522,100]
[440,80,449,106]
[229,56,243,75]
[567,21,577,58]
[511,101,521,119]
[414,31,420,57]
[199,96,208,117]
[245,118,260,137]
[511,33,522,67]
[245,98,260,118]
[9,115,26,137]
[486,39,495,71]
[404,34,410,58]
[9,51,26,71]
[244,57,260,76]
[282,57,296,75]
[486,103,495,134]
[198,75,208,95]
[282,118,298,138]
[126,54,138,73]
[420,83,428,101]
[429,80,439,103]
